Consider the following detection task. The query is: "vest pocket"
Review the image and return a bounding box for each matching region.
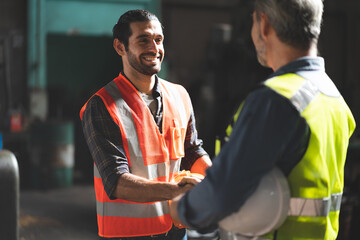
[169,120,186,159]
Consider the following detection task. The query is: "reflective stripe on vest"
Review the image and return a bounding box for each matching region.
[289,193,342,217]
[289,79,319,113]
[82,74,191,237]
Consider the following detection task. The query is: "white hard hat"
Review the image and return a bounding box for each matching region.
[218,167,290,239]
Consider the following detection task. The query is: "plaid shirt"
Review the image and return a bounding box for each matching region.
[81,76,208,199]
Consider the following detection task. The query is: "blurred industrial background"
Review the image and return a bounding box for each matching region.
[0,0,359,239]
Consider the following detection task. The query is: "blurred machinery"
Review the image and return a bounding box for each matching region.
[0,31,26,132]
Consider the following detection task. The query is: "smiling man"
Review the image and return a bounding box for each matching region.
[80,9,212,240]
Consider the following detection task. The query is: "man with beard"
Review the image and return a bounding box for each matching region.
[80,9,212,240]
[170,0,356,239]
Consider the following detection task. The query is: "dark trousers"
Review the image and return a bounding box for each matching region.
[100,226,187,240]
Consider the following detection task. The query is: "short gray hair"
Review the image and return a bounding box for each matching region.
[254,0,323,50]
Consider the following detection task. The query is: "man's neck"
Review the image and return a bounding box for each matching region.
[123,69,156,95]
[269,42,318,72]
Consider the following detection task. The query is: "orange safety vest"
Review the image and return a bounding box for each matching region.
[80,73,191,238]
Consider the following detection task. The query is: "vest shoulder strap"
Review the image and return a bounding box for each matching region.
[265,73,320,113]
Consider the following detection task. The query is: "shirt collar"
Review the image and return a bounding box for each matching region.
[120,72,161,99]
[269,56,325,79]
[152,76,161,99]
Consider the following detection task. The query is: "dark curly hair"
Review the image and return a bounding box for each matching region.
[112,9,160,50]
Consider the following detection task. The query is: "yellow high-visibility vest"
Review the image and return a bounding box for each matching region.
[217,73,356,240]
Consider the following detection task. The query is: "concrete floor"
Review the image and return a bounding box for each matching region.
[20,184,98,240]
[19,184,219,240]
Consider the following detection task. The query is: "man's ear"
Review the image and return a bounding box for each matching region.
[259,13,271,40]
[113,39,126,56]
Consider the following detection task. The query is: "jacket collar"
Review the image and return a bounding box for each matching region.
[269,57,325,79]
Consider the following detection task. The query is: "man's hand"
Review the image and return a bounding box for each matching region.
[177,174,203,187]
[172,170,204,191]
[169,172,204,228]
[174,171,204,197]
[170,193,186,228]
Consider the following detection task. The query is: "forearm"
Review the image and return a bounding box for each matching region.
[190,155,212,176]
[169,194,184,225]
[181,108,209,171]
[112,173,196,202]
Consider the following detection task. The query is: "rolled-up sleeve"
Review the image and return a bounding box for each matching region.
[81,95,129,199]
[181,98,209,170]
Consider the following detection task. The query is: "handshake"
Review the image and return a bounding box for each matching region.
[169,170,205,228]
[172,170,204,186]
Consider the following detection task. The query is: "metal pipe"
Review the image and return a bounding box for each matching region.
[0,149,19,240]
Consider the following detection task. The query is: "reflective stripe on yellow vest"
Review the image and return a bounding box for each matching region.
[218,73,355,240]
[80,74,191,238]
